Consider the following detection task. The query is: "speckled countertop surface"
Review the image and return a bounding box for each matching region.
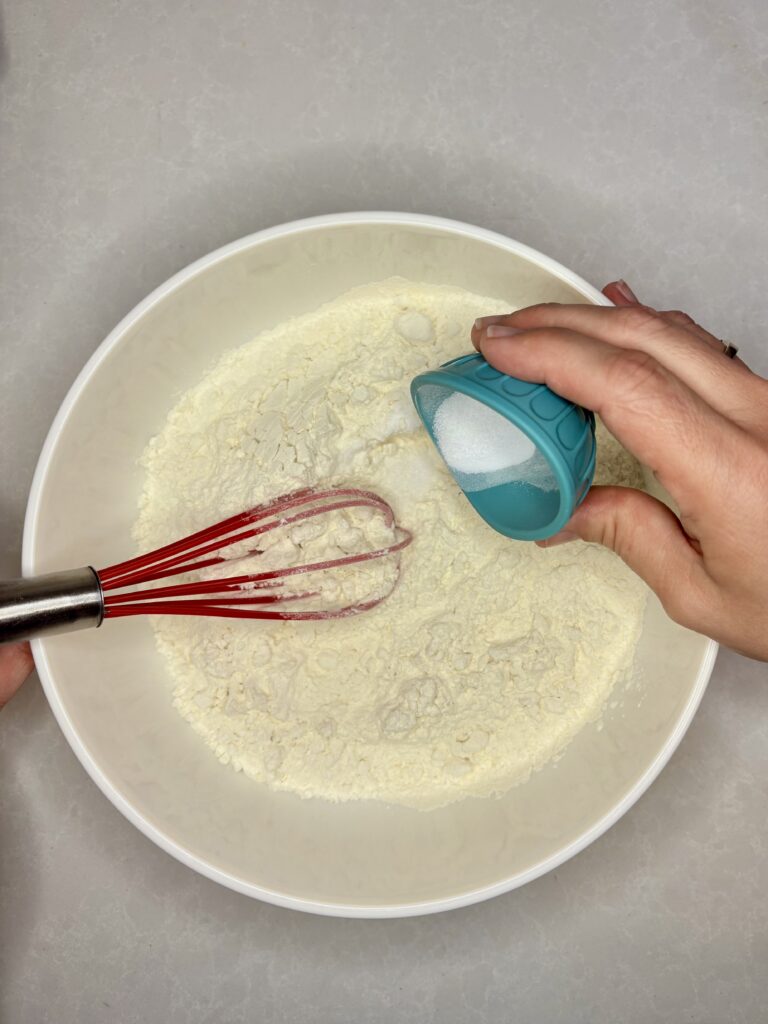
[1,1,767,1021]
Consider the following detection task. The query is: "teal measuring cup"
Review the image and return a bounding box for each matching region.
[410,354,596,540]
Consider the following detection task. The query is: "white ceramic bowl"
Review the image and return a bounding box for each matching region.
[24,213,717,917]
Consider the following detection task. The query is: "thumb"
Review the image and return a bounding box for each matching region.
[536,487,711,628]
[0,642,34,710]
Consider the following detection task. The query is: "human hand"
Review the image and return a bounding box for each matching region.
[472,281,768,660]
[0,642,34,709]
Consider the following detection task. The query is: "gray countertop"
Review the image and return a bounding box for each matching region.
[2,1,767,1021]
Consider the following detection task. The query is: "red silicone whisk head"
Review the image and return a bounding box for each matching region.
[97,487,412,622]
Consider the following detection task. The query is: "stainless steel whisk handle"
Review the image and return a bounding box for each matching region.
[0,567,104,645]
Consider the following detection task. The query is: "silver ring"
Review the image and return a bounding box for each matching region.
[721,340,739,359]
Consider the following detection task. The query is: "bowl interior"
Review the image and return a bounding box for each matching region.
[26,218,713,914]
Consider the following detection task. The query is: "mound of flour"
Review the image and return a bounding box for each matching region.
[136,279,647,810]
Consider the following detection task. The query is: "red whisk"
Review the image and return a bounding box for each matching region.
[0,488,413,643]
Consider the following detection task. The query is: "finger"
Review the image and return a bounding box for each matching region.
[0,642,34,710]
[603,280,725,349]
[471,314,511,349]
[602,280,638,306]
[477,304,756,424]
[536,486,715,631]
[659,308,706,335]
[601,279,722,349]
[602,281,712,339]
[601,279,752,377]
[658,311,751,374]
[602,279,737,355]
[478,326,743,514]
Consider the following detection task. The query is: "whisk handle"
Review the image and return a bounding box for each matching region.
[0,567,104,645]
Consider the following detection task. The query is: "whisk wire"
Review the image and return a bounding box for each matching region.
[97,488,412,622]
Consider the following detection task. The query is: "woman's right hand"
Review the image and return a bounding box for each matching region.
[473,281,768,661]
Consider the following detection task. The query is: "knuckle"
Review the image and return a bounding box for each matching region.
[659,590,697,629]
[522,302,558,319]
[609,349,666,403]
[676,589,722,636]
[665,309,696,326]
[618,305,663,335]
[588,488,641,555]
[743,437,768,489]
[656,567,710,630]
[752,383,768,439]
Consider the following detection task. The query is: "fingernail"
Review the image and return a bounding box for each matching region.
[536,530,577,548]
[615,279,639,304]
[474,314,514,330]
[485,325,522,339]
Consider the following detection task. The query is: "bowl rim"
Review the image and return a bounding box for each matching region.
[22,211,718,918]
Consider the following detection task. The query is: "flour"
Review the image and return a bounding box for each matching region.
[136,279,648,810]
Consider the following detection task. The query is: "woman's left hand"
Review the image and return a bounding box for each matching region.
[0,642,33,710]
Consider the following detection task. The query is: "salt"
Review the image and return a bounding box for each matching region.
[432,392,536,474]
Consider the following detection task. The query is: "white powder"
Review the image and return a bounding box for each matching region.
[430,390,558,494]
[433,392,537,473]
[136,278,648,810]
